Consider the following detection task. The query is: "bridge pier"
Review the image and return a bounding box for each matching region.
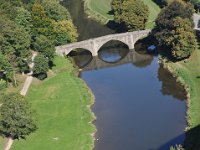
[91,50,98,56]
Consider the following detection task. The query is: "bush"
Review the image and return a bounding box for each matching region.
[0,79,7,90]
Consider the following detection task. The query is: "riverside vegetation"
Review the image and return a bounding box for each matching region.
[0,0,95,149]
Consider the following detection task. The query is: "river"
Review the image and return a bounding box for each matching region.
[63,0,187,149]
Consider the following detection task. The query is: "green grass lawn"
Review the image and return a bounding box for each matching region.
[142,0,160,29]
[85,0,160,28]
[12,57,96,150]
[0,137,4,149]
[89,0,113,20]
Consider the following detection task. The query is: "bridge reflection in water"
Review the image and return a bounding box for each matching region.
[71,49,153,72]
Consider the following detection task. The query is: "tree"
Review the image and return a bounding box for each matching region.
[53,20,78,45]
[31,2,54,40]
[111,0,149,31]
[153,0,196,60]
[34,35,55,62]
[0,93,37,139]
[42,0,71,21]
[0,52,14,82]
[15,7,32,34]
[155,0,194,30]
[33,54,49,80]
[169,17,196,59]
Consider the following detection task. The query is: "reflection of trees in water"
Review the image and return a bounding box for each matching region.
[132,53,154,68]
[157,64,186,101]
[68,48,92,68]
[98,40,129,63]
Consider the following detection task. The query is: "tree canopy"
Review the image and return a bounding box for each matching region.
[111,0,149,31]
[153,0,196,60]
[0,93,37,139]
[0,0,78,82]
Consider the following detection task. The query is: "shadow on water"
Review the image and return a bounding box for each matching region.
[158,64,187,101]
[157,125,200,150]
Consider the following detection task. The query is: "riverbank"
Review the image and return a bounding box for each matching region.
[160,49,200,149]
[11,56,96,150]
[84,0,113,24]
[84,0,160,28]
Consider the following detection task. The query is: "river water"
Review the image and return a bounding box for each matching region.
[64,0,187,149]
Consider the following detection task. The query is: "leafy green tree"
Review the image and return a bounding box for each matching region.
[0,14,31,64]
[111,0,149,31]
[34,35,55,61]
[0,93,37,139]
[53,20,78,45]
[153,0,196,60]
[33,54,49,80]
[15,7,32,34]
[31,2,54,40]
[155,0,194,30]
[0,53,14,82]
[169,17,196,59]
[42,0,71,21]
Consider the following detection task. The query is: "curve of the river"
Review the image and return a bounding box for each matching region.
[63,0,187,149]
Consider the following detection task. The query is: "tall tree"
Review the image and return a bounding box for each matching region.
[0,93,37,139]
[34,35,55,61]
[153,0,196,60]
[42,0,71,21]
[33,54,49,80]
[111,0,149,31]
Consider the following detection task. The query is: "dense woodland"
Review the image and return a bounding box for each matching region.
[0,0,78,83]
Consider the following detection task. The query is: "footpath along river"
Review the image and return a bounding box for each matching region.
[64,0,187,149]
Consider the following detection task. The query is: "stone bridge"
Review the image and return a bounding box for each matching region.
[81,50,153,71]
[55,30,151,56]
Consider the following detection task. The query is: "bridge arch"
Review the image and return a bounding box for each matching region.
[98,40,129,63]
[96,38,132,53]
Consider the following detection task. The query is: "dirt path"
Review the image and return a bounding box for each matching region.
[3,138,13,150]
[20,52,37,96]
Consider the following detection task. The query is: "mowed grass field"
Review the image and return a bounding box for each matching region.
[12,57,96,150]
[86,0,160,28]
[142,0,160,28]
[88,0,113,20]
[0,137,3,149]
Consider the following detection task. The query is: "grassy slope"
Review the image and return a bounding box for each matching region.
[89,0,113,20]
[85,0,160,28]
[142,0,160,29]
[12,57,96,150]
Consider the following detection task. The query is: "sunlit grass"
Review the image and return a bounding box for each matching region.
[85,0,160,29]
[12,57,96,150]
